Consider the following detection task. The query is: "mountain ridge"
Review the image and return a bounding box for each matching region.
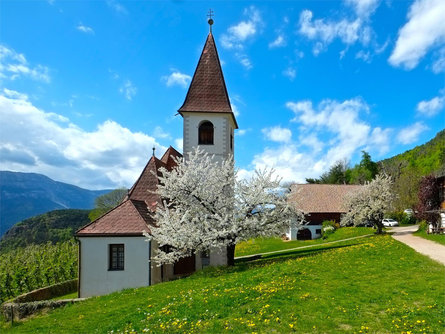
[0,171,111,236]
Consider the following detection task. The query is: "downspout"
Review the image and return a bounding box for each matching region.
[148,239,151,286]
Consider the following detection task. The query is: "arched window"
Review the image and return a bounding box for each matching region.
[198,121,214,145]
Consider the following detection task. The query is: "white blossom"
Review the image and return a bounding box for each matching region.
[340,174,395,233]
[150,147,303,265]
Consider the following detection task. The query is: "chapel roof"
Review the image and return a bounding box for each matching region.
[76,147,181,237]
[288,184,363,214]
[75,199,153,236]
[178,32,238,128]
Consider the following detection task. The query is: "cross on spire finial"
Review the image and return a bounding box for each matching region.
[207,9,214,33]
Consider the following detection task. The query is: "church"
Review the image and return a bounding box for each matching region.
[75,20,238,298]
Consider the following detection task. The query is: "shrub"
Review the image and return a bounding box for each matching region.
[322,220,337,239]
[417,220,428,232]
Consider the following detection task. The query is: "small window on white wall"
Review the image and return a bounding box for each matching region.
[109,244,124,271]
[198,121,214,145]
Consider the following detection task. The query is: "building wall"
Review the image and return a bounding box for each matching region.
[287,225,322,240]
[78,236,150,298]
[183,112,235,162]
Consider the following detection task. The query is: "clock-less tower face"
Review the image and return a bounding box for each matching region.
[178,32,238,162]
[183,113,235,163]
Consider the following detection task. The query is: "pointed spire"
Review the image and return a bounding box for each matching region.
[178,22,238,128]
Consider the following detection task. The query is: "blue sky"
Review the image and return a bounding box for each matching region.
[1,0,444,189]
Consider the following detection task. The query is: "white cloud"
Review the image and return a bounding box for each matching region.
[269,35,286,48]
[416,95,445,117]
[298,10,371,56]
[344,0,380,18]
[153,126,170,139]
[238,55,252,69]
[283,67,296,80]
[262,126,292,143]
[298,0,381,57]
[432,47,445,73]
[221,6,262,49]
[106,0,127,14]
[0,91,166,189]
[119,80,137,100]
[389,0,445,70]
[245,98,392,183]
[231,103,240,117]
[397,122,429,144]
[0,45,50,82]
[174,138,183,152]
[355,50,372,63]
[162,71,191,88]
[76,23,94,34]
[236,129,249,136]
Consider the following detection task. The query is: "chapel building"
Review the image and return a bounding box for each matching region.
[75,22,238,298]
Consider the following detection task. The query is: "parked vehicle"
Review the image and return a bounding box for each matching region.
[404,209,414,216]
[382,218,399,227]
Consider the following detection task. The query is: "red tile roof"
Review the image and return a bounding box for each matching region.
[161,146,183,171]
[76,147,181,236]
[76,199,153,236]
[288,184,363,213]
[178,33,238,128]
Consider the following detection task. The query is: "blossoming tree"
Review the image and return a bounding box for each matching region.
[149,147,303,266]
[340,174,395,234]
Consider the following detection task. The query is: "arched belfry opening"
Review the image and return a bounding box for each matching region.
[198,121,214,145]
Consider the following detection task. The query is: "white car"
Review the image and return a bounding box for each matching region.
[382,218,399,227]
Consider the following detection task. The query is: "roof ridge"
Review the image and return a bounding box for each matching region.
[75,199,132,235]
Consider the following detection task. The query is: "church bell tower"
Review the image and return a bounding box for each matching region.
[178,17,238,162]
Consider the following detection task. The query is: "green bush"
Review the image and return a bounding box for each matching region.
[417,220,428,232]
[322,220,337,239]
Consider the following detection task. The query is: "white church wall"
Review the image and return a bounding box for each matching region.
[79,236,150,298]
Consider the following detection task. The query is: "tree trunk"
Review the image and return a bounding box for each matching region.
[376,222,383,234]
[226,244,236,266]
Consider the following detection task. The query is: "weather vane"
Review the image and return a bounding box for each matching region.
[152,146,156,157]
[207,9,214,32]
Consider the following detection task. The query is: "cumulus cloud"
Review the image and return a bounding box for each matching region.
[221,6,262,49]
[0,45,50,82]
[119,80,137,100]
[432,47,445,73]
[416,95,445,116]
[389,0,445,70]
[262,126,292,143]
[76,23,94,34]
[0,91,166,189]
[397,122,429,144]
[298,0,381,57]
[174,138,183,152]
[162,70,192,88]
[246,98,391,183]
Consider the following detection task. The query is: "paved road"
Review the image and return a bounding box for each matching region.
[390,225,445,266]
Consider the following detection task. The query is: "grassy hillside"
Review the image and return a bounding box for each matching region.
[379,129,445,210]
[3,234,444,333]
[0,209,90,252]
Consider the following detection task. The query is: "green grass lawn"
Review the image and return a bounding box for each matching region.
[235,227,374,257]
[2,234,444,333]
[414,229,445,246]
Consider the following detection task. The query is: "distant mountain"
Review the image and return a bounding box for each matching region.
[0,209,91,252]
[0,171,110,236]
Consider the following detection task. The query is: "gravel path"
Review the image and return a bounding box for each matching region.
[390,225,445,266]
